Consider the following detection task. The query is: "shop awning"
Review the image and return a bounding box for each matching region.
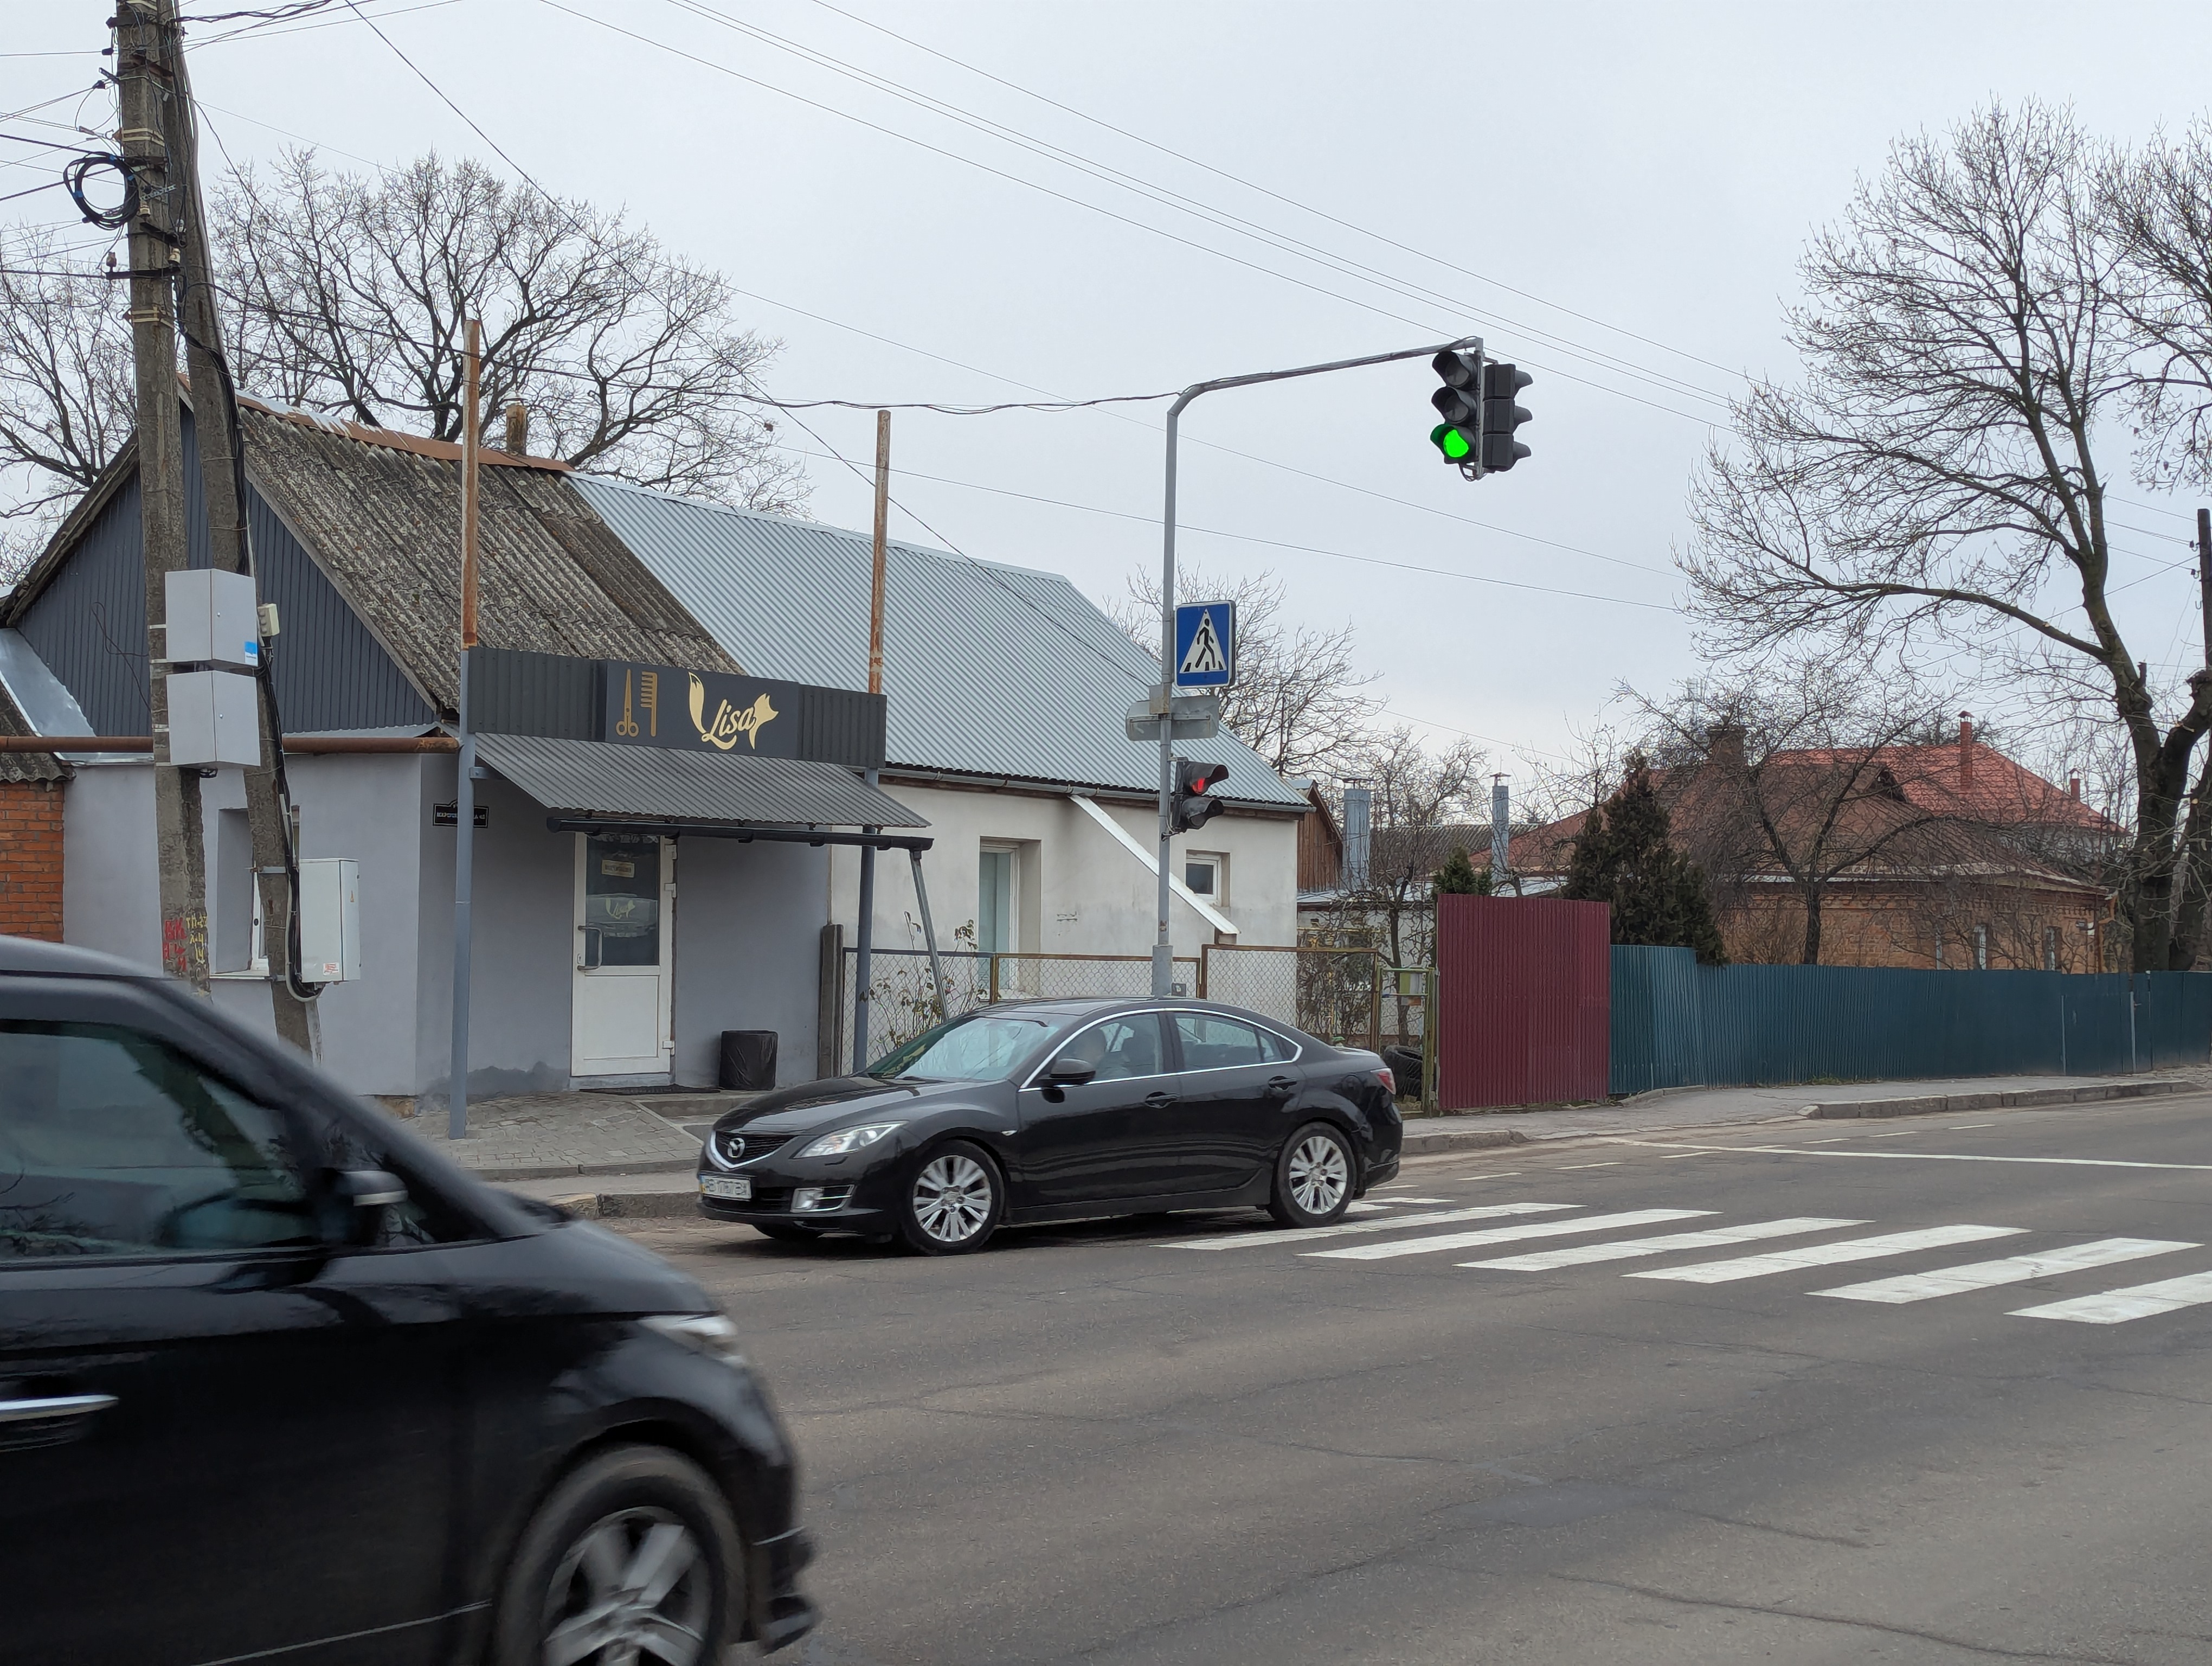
[473,733,928,830]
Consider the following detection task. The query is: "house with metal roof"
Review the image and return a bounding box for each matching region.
[1,392,1307,1097]
[1,395,922,1104]
[576,477,1309,1067]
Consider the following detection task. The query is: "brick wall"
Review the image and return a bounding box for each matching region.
[0,780,65,941]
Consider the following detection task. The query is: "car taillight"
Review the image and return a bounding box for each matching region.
[1374,1066,1396,1095]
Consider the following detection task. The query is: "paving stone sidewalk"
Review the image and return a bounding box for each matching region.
[404,1089,759,1182]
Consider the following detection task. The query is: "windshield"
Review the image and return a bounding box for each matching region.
[865,1013,1058,1082]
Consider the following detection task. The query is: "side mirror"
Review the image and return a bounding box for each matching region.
[318,1168,407,1247]
[1043,1055,1097,1087]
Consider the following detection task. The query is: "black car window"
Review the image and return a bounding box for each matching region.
[1054,1015,1165,1083]
[1172,1013,1269,1072]
[0,1021,318,1259]
[1256,1027,1301,1063]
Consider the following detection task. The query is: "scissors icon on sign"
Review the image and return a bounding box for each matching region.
[616,669,641,736]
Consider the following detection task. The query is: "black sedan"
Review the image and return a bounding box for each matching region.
[698,998,1403,1253]
[0,935,815,1666]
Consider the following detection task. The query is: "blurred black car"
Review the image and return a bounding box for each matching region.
[0,937,814,1666]
[699,998,1403,1253]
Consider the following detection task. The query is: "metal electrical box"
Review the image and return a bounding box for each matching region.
[298,858,360,983]
[165,669,262,767]
[164,568,261,669]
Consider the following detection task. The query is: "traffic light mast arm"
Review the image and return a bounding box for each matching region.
[1153,334,1480,996]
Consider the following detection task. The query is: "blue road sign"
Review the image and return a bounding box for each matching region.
[1174,600,1236,688]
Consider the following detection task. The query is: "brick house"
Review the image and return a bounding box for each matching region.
[1508,721,2119,970]
[0,688,66,942]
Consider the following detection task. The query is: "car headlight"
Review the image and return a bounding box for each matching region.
[642,1312,747,1369]
[799,1120,905,1158]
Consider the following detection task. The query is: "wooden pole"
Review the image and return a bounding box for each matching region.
[852,409,891,1070]
[162,23,313,1048]
[120,0,209,992]
[448,319,482,1137]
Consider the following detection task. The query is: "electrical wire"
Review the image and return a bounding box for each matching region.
[739,391,1174,414]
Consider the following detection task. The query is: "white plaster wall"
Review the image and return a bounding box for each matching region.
[62,761,159,969]
[828,784,1301,968]
[670,836,828,1089]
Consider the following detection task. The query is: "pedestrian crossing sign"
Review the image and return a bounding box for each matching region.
[1174,600,1236,688]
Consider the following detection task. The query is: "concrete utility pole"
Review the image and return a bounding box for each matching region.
[161,21,314,1051]
[852,408,890,1071]
[118,0,209,990]
[1152,336,1480,997]
[448,319,482,1138]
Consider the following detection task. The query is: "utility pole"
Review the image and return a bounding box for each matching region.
[118,0,209,991]
[448,318,482,1137]
[2199,508,2210,668]
[1152,336,1480,996]
[161,17,314,1052]
[852,408,890,1071]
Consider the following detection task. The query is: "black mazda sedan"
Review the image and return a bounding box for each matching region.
[698,998,1403,1253]
[0,937,815,1666]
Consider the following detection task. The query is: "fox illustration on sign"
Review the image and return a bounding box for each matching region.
[688,672,779,751]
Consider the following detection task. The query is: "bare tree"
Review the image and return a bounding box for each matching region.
[0,151,806,569]
[1111,562,1380,778]
[0,228,136,579]
[1680,101,2212,970]
[1331,725,1484,967]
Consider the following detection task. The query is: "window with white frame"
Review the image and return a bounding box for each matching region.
[1184,853,1225,904]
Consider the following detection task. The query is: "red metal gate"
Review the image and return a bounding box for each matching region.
[1435,895,1611,1110]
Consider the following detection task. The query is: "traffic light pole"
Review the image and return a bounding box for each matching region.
[1152,336,1480,997]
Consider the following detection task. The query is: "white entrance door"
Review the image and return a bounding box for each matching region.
[571,834,674,1078]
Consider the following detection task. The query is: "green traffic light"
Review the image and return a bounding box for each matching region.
[1430,422,1471,461]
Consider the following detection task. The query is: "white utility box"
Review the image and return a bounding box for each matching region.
[298,858,360,983]
[165,669,262,767]
[164,568,261,669]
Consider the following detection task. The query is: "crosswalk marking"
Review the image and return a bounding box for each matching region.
[1307,1208,1711,1263]
[1156,1202,1574,1251]
[1814,1238,2197,1304]
[1626,1223,2024,1284]
[2011,1270,2212,1324]
[1463,1217,1869,1271]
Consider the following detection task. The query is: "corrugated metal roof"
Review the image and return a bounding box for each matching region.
[571,476,1307,810]
[474,733,927,828]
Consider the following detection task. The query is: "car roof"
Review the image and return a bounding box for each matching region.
[0,934,161,980]
[982,994,1329,1039]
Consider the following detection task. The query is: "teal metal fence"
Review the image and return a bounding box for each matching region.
[1609,947,2212,1095]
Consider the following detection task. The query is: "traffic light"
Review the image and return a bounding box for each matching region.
[1173,758,1231,834]
[1429,349,1481,466]
[1481,361,1533,472]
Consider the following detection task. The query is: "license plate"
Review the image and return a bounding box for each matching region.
[699,1175,751,1201]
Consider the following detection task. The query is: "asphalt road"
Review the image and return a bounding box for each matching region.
[613,1094,2212,1665]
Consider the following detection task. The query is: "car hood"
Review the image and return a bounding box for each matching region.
[717,1074,977,1135]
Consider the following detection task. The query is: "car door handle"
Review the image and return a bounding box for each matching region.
[0,1393,117,1425]
[1143,1091,1175,1108]
[1265,1076,1298,1097]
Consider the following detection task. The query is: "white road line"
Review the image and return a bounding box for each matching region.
[1375,1197,1458,1205]
[1950,1123,1995,1130]
[1558,1161,1620,1170]
[2011,1270,2212,1324]
[1155,1202,1574,1251]
[1464,1218,1870,1271]
[1308,1208,1711,1263]
[1626,1223,2025,1284]
[1626,1142,2212,1174]
[1813,1238,2197,1304]
[1660,1152,1701,1159]
[1868,1130,1919,1138]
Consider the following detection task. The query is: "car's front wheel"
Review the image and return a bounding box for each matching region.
[898,1140,1002,1254]
[1268,1121,1355,1229]
[491,1444,742,1666]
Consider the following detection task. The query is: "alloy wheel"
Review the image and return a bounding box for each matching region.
[1287,1133,1349,1216]
[541,1505,710,1666]
[912,1153,994,1244]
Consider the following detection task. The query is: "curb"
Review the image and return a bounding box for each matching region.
[546,1188,703,1221]
[1400,1127,1530,1157]
[458,1155,699,1184]
[1803,1078,2205,1120]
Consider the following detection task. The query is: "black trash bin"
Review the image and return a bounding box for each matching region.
[1381,1043,1424,1101]
[719,1029,779,1092]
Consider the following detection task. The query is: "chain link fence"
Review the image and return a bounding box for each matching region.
[834,948,1199,1074]
[1199,944,1383,1052]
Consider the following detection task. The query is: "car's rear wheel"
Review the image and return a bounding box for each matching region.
[1268,1122,1355,1228]
[898,1140,1002,1254]
[491,1444,741,1666]
[751,1221,825,1244]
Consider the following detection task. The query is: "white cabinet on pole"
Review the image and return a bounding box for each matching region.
[165,669,262,767]
[298,858,360,983]
[163,568,261,668]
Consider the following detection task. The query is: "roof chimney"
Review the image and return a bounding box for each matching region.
[504,401,528,457]
[2069,774,2081,801]
[1491,774,1510,883]
[1958,711,1974,793]
[1342,781,1372,891]
[1706,722,1746,768]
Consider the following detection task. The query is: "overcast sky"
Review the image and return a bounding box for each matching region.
[8,1,2212,786]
